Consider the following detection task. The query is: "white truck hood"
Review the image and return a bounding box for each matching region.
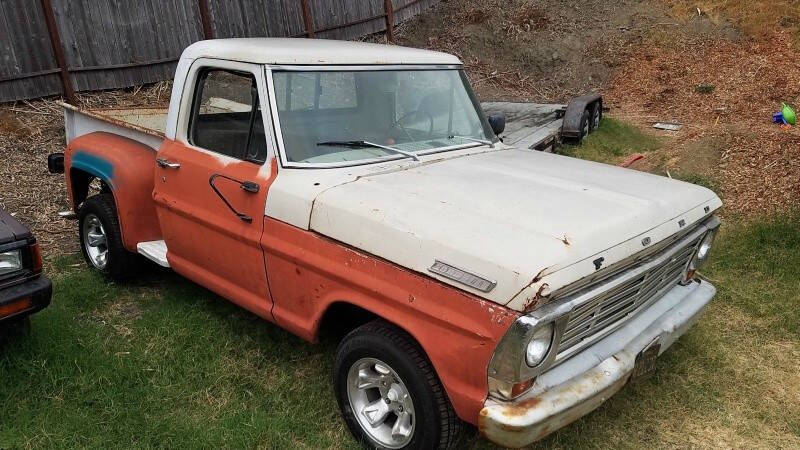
[277,148,721,311]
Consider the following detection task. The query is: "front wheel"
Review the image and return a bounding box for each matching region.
[334,321,459,449]
[78,194,139,279]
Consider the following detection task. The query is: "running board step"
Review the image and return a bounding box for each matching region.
[137,240,170,268]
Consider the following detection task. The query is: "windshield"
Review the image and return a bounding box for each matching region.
[271,69,494,165]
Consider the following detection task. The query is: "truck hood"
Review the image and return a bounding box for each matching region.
[308,148,721,311]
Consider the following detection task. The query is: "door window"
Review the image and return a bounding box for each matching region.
[189,69,267,163]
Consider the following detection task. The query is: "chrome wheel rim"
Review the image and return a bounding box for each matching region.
[347,357,415,448]
[593,108,601,129]
[82,213,108,270]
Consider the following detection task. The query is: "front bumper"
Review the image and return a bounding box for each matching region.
[0,275,52,323]
[479,280,716,448]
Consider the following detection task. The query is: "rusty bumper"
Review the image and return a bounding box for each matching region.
[479,280,716,448]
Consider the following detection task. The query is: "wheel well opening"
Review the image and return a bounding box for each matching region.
[70,168,111,209]
[316,302,381,343]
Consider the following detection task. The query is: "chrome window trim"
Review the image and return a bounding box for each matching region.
[176,58,279,164]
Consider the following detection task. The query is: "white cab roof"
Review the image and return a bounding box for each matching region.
[181,38,462,66]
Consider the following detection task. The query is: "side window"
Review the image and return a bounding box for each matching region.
[189,69,267,163]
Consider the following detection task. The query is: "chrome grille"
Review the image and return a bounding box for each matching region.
[556,232,704,358]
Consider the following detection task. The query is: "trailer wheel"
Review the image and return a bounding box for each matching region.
[579,109,591,141]
[588,101,602,132]
[79,194,139,280]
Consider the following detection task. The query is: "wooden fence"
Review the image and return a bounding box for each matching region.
[0,0,440,103]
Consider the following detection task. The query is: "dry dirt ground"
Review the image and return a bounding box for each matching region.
[0,85,171,259]
[395,0,799,216]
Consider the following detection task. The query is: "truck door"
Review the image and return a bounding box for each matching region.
[153,61,276,321]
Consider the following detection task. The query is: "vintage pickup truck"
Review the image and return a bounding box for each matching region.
[48,39,721,449]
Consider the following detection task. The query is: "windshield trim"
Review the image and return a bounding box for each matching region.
[264,65,495,170]
[268,64,463,71]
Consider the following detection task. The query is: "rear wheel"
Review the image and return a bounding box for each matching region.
[334,320,459,449]
[588,101,603,132]
[79,194,138,279]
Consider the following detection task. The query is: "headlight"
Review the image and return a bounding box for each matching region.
[690,230,716,270]
[683,228,717,283]
[525,323,554,366]
[488,315,564,400]
[0,249,22,276]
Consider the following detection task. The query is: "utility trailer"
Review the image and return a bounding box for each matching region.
[481,93,603,152]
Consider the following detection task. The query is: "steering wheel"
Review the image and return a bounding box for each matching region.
[387,110,435,142]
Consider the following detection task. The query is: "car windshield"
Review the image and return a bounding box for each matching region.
[271,69,494,165]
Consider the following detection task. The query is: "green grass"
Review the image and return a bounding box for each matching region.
[672,172,718,193]
[0,261,353,449]
[2,214,799,448]
[560,117,662,164]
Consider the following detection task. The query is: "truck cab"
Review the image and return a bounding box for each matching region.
[49,38,721,448]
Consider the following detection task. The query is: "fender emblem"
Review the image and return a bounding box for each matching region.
[429,260,496,293]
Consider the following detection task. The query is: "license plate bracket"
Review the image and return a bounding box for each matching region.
[630,337,662,383]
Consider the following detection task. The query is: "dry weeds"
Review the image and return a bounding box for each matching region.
[0,82,172,261]
[606,32,800,215]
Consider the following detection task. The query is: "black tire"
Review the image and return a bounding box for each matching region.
[588,101,602,132]
[579,108,591,142]
[78,193,139,280]
[334,320,459,449]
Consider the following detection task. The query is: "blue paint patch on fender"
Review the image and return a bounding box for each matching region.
[72,151,114,186]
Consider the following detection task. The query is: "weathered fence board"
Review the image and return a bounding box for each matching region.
[0,0,61,101]
[0,0,442,103]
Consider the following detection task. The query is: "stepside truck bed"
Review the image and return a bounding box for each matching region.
[60,101,166,149]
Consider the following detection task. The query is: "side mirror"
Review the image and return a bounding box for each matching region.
[487,113,506,136]
[48,152,64,174]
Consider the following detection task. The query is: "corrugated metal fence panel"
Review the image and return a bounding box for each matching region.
[0,0,443,103]
[50,0,203,92]
[0,0,61,102]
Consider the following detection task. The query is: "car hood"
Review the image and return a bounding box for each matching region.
[0,208,32,245]
[308,148,721,311]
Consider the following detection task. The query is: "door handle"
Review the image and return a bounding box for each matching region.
[156,158,180,169]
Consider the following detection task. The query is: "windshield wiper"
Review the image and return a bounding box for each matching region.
[316,140,420,161]
[447,135,495,148]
